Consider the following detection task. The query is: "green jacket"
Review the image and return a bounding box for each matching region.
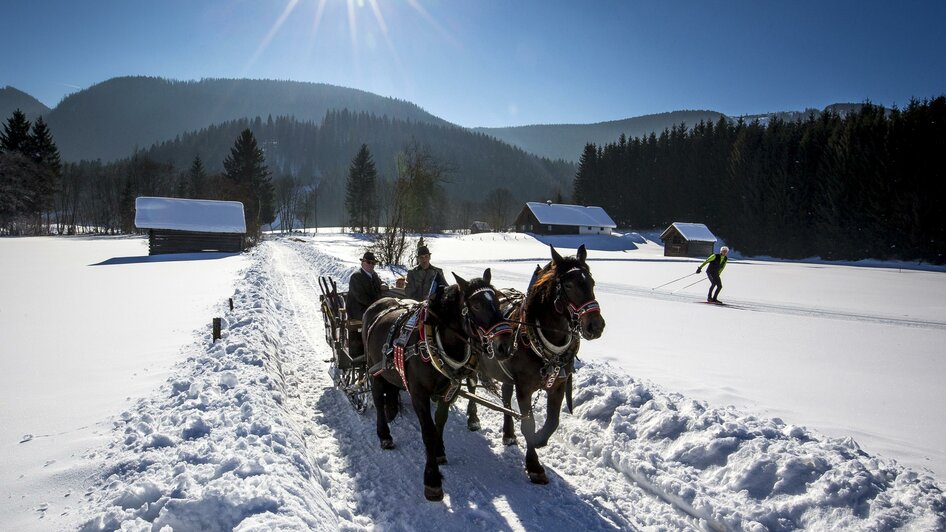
[699,253,728,274]
[405,264,447,301]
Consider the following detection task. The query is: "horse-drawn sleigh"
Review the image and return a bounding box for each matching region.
[317,245,605,500]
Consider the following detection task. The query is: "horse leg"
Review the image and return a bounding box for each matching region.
[412,390,445,501]
[466,378,481,431]
[372,375,395,449]
[384,382,399,423]
[514,386,548,484]
[501,382,517,445]
[433,400,449,464]
[532,385,566,449]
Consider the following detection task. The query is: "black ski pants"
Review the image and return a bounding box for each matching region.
[707,271,722,301]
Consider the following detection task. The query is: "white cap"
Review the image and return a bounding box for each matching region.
[720,246,729,253]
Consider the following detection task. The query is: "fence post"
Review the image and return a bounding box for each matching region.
[213,318,221,342]
[229,298,233,311]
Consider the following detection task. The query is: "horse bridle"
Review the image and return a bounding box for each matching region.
[553,267,601,336]
[461,286,513,359]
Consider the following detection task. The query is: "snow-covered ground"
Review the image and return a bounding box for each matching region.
[1,232,944,530]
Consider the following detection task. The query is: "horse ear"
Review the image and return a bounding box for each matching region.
[452,272,469,293]
[550,245,565,266]
[577,244,587,263]
[483,268,492,284]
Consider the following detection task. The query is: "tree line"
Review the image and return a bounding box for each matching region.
[1,108,277,243]
[574,97,946,263]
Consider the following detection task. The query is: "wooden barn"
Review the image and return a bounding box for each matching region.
[470,220,492,234]
[514,201,616,235]
[135,197,247,255]
[660,222,718,257]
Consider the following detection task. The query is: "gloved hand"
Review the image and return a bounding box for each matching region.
[696,267,702,274]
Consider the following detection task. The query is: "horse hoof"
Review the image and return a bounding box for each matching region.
[528,470,549,484]
[380,439,395,450]
[468,420,481,432]
[503,436,518,446]
[424,485,444,501]
[436,455,448,465]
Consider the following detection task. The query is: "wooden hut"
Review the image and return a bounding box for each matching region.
[659,222,717,257]
[470,220,492,234]
[135,197,246,255]
[514,201,616,235]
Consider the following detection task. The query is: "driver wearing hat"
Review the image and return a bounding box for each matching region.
[405,245,447,301]
[347,251,385,321]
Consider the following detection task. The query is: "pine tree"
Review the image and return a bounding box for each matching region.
[26,117,62,221]
[223,129,274,238]
[187,155,207,198]
[1,109,32,154]
[345,144,378,232]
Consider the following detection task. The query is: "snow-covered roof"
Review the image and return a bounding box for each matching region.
[660,222,717,242]
[524,202,616,228]
[135,197,247,234]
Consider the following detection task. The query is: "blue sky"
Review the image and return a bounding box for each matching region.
[2,0,944,127]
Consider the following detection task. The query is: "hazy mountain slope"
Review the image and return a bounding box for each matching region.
[43,77,453,161]
[142,111,575,223]
[475,110,725,162]
[0,86,50,122]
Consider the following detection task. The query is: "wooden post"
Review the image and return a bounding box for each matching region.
[229,298,233,311]
[213,318,221,342]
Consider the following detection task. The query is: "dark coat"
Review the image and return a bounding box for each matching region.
[405,264,447,301]
[347,268,383,321]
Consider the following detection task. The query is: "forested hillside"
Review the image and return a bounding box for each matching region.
[476,110,724,162]
[574,97,946,263]
[58,110,574,229]
[43,77,453,161]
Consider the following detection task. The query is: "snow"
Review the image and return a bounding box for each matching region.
[524,202,617,228]
[662,222,718,243]
[135,196,247,234]
[1,231,944,530]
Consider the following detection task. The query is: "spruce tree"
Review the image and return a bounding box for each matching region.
[223,129,274,238]
[26,117,62,218]
[188,155,207,197]
[346,144,378,233]
[1,109,32,154]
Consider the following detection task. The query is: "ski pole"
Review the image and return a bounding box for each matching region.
[651,272,697,291]
[673,276,706,293]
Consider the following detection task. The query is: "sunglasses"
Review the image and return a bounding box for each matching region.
[362,260,377,265]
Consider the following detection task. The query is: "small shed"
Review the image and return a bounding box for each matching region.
[135,197,247,255]
[660,222,717,257]
[514,201,616,235]
[470,220,492,234]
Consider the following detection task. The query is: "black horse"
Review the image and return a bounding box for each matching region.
[362,268,514,501]
[468,245,605,483]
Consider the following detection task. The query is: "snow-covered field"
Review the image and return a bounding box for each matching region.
[1,232,944,530]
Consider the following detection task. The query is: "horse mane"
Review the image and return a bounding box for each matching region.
[527,255,590,308]
[428,276,492,322]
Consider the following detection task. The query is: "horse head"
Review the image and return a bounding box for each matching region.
[547,244,606,340]
[450,268,514,360]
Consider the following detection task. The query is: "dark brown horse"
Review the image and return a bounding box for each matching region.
[468,245,605,483]
[362,269,513,501]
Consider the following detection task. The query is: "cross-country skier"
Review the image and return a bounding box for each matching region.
[697,246,729,303]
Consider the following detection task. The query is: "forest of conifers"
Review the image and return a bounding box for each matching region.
[573,97,946,263]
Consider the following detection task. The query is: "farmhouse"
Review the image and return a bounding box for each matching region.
[135,197,247,255]
[660,222,718,257]
[514,201,616,235]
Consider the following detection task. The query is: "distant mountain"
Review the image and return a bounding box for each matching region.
[43,77,453,161]
[0,86,50,122]
[475,111,726,162]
